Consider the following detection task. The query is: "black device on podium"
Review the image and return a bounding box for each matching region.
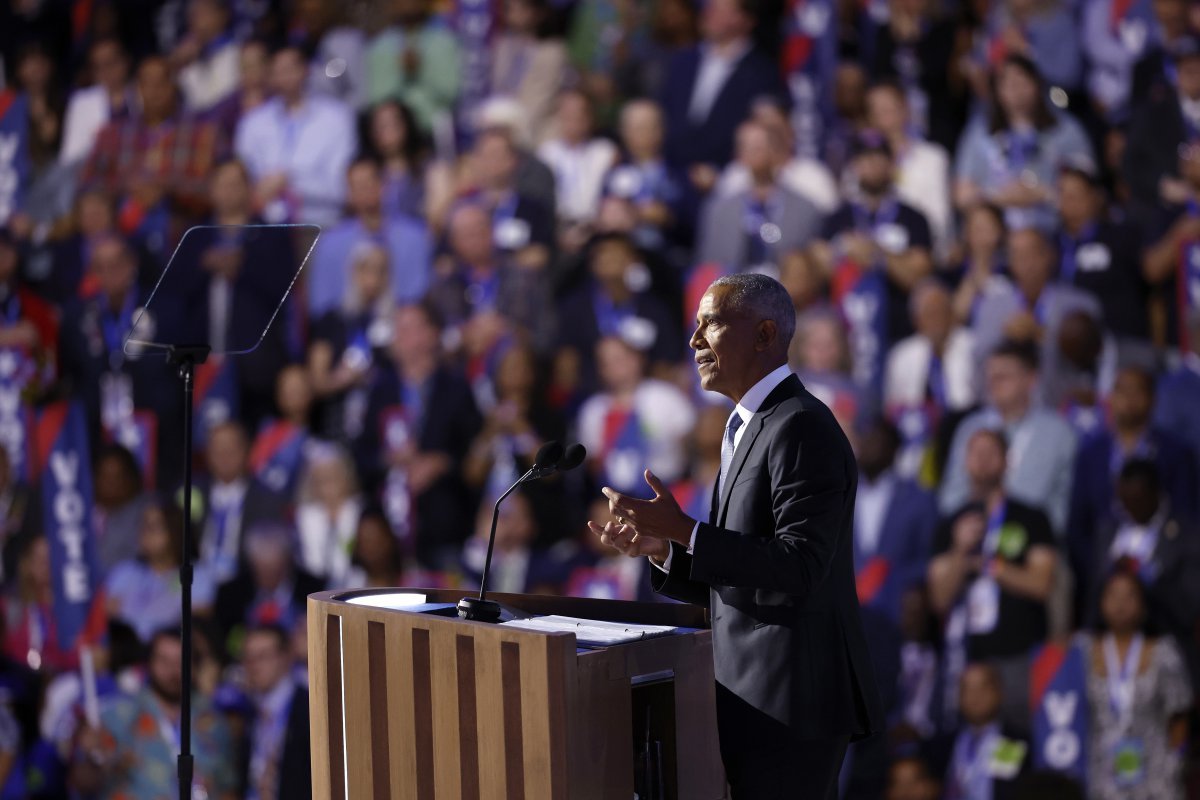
[457,441,587,622]
[123,224,320,800]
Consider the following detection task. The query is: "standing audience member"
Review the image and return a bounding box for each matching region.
[943,662,1030,799]
[364,0,460,131]
[238,623,312,800]
[1083,569,1192,800]
[538,90,619,252]
[295,443,364,588]
[171,0,239,114]
[489,0,569,144]
[234,45,356,226]
[58,38,134,167]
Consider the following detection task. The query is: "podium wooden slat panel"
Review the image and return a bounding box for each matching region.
[309,590,724,800]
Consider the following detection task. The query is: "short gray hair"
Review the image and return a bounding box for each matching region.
[709,273,796,352]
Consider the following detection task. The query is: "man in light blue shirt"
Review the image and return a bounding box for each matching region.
[306,157,432,318]
[940,339,1077,538]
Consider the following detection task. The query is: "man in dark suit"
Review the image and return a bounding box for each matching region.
[238,623,312,800]
[592,274,882,798]
[659,0,790,194]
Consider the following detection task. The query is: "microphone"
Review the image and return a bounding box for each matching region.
[527,442,587,480]
[458,441,564,622]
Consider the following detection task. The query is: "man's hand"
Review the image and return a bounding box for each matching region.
[601,470,695,546]
[586,519,669,561]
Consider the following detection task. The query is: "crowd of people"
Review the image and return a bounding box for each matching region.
[1,0,1200,797]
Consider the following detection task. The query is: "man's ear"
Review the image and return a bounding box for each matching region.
[755,319,777,352]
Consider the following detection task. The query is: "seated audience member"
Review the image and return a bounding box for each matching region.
[972,227,1101,402]
[885,754,941,800]
[44,188,137,304]
[463,127,556,270]
[295,442,364,588]
[1069,366,1198,581]
[601,99,686,250]
[170,0,239,114]
[1141,131,1200,353]
[865,80,952,258]
[1083,569,1193,800]
[1154,310,1200,473]
[1087,460,1200,641]
[697,121,821,274]
[70,629,236,798]
[249,364,315,496]
[363,0,460,130]
[234,45,356,226]
[426,201,554,360]
[791,308,865,433]
[193,420,289,584]
[953,55,1092,231]
[306,157,432,318]
[357,303,481,568]
[460,97,558,218]
[812,131,934,383]
[238,623,312,800]
[853,419,938,624]
[929,428,1057,729]
[80,56,226,259]
[58,38,134,167]
[577,334,695,500]
[712,98,839,215]
[943,663,1030,800]
[940,341,1077,536]
[1055,159,1152,351]
[362,99,430,220]
[555,232,680,403]
[537,89,619,251]
[489,0,569,145]
[308,241,395,441]
[92,443,152,575]
[950,203,1007,323]
[104,499,216,642]
[2,535,79,673]
[213,523,323,658]
[884,280,977,478]
[461,490,561,594]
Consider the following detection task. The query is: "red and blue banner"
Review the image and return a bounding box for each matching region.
[250,419,308,495]
[0,89,31,225]
[193,356,239,450]
[35,402,105,651]
[1030,640,1089,788]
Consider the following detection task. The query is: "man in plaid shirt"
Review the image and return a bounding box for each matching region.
[81,56,228,253]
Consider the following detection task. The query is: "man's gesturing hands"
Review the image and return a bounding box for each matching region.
[587,470,696,563]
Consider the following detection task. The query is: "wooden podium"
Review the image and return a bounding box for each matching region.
[308,588,725,799]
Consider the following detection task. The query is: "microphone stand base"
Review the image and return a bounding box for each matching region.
[457,597,503,623]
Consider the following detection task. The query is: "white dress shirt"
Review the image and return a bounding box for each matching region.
[656,363,793,571]
[854,471,895,557]
[687,40,750,124]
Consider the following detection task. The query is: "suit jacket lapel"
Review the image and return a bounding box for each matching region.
[716,374,800,525]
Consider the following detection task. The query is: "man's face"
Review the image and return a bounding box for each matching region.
[91,41,128,92]
[209,163,250,216]
[855,151,893,195]
[959,665,1002,727]
[239,42,269,91]
[736,125,773,175]
[913,285,951,344]
[1057,173,1098,226]
[690,287,766,398]
[347,163,383,217]
[866,87,906,136]
[473,134,517,190]
[271,50,308,100]
[1117,477,1158,524]
[91,239,136,298]
[1177,56,1200,101]
[390,306,439,364]
[985,354,1033,414]
[1109,369,1152,430]
[620,102,663,157]
[857,425,897,477]
[187,0,228,41]
[242,631,290,694]
[965,431,1007,490]
[148,636,184,705]
[206,426,248,484]
[701,0,750,43]
[1007,229,1052,293]
[449,206,495,266]
[137,60,176,121]
[596,337,644,393]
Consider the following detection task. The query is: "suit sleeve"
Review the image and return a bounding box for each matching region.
[687,410,852,598]
[649,541,711,606]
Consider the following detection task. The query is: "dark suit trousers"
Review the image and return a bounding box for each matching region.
[724,734,850,800]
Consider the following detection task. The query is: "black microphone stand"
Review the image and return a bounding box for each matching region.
[166,344,210,800]
[456,465,536,623]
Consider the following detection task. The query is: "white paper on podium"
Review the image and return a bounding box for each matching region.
[499,615,677,646]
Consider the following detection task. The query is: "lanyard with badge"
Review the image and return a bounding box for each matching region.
[1058,222,1098,284]
[156,705,210,800]
[966,501,1006,636]
[99,293,137,434]
[952,726,998,800]
[1103,632,1147,788]
[851,198,905,266]
[743,194,784,269]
